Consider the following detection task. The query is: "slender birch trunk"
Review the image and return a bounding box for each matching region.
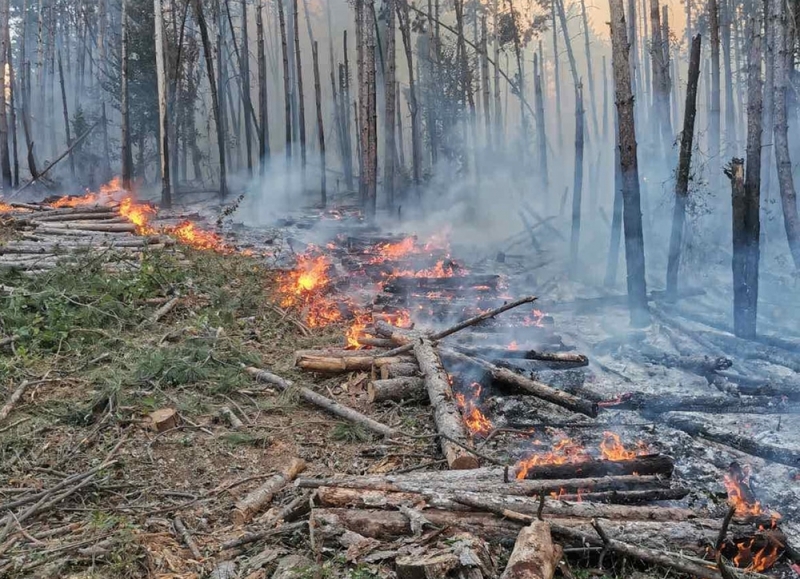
[312,41,326,206]
[154,0,171,207]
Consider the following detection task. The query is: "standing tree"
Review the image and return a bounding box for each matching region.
[709,0,721,190]
[153,0,171,207]
[384,0,396,210]
[312,41,326,206]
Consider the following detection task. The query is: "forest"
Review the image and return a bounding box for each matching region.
[1,0,800,577]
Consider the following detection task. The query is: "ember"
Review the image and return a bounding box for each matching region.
[0,199,13,212]
[454,382,493,436]
[345,311,373,348]
[522,308,547,327]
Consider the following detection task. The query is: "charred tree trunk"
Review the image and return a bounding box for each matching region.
[397,0,420,188]
[342,32,355,191]
[494,0,503,148]
[192,0,227,199]
[605,107,624,288]
[278,0,292,165]
[481,15,491,152]
[761,0,775,205]
[8,41,16,187]
[609,0,650,327]
[257,1,271,173]
[709,0,721,189]
[570,83,585,276]
[97,0,111,181]
[551,0,563,151]
[312,41,326,207]
[534,53,548,194]
[240,0,253,174]
[649,0,673,153]
[384,0,396,209]
[154,0,171,207]
[356,0,366,202]
[366,0,378,218]
[771,0,800,270]
[121,0,133,190]
[57,52,73,178]
[666,35,702,298]
[721,0,736,152]
[293,0,307,173]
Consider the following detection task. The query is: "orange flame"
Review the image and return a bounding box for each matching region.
[454,383,493,436]
[508,341,519,351]
[119,197,156,234]
[346,312,373,348]
[0,200,14,212]
[277,254,343,328]
[732,537,783,572]
[48,178,122,208]
[368,237,417,263]
[522,309,546,327]
[167,221,228,252]
[515,432,649,480]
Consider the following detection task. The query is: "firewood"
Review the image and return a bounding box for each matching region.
[383,274,500,293]
[232,458,307,526]
[699,330,800,373]
[367,377,426,403]
[0,381,31,422]
[442,350,598,417]
[34,222,137,233]
[515,454,674,480]
[297,472,668,496]
[149,408,181,432]
[380,362,420,379]
[453,345,588,366]
[295,353,413,373]
[627,344,733,376]
[715,370,800,399]
[500,521,561,579]
[31,210,121,222]
[244,366,398,438]
[413,339,480,470]
[396,532,494,579]
[354,337,395,348]
[22,227,132,237]
[315,486,697,522]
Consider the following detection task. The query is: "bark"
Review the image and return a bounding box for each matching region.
[380,362,419,379]
[0,0,10,189]
[239,0,253,174]
[293,0,306,171]
[550,0,562,151]
[246,367,397,437]
[413,339,480,470]
[608,0,650,327]
[365,0,378,218]
[232,458,306,525]
[312,42,326,206]
[569,83,585,275]
[666,35,702,298]
[397,0,420,187]
[481,15,491,151]
[500,522,560,579]
[534,54,548,194]
[295,353,413,373]
[368,377,426,403]
[97,0,111,180]
[257,1,271,173]
[771,0,800,270]
[605,105,623,287]
[721,0,736,151]
[121,0,133,190]
[515,454,674,481]
[761,0,775,203]
[342,32,355,190]
[356,0,366,201]
[191,0,227,199]
[728,159,756,338]
[578,0,599,139]
[278,0,292,164]
[154,0,171,207]
[649,0,673,152]
[384,0,396,209]
[7,40,16,187]
[494,0,503,147]
[56,52,73,178]
[709,0,721,189]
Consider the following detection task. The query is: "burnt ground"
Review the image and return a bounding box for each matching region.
[1,198,800,579]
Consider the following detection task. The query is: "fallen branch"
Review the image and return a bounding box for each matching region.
[233,458,307,526]
[244,366,397,438]
[173,516,203,560]
[149,295,181,324]
[368,377,426,403]
[0,381,31,422]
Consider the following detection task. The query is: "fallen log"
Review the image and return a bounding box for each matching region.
[383,275,500,294]
[295,352,413,373]
[380,363,420,380]
[396,532,495,579]
[651,307,729,359]
[663,412,800,468]
[598,392,797,415]
[33,222,137,233]
[314,486,697,522]
[232,458,307,526]
[628,345,733,376]
[715,370,800,399]
[699,330,800,373]
[413,339,480,470]
[296,473,670,496]
[551,487,690,505]
[514,454,674,480]
[367,377,426,403]
[21,227,132,237]
[453,345,588,366]
[443,350,597,417]
[31,211,120,222]
[354,337,395,348]
[500,522,560,579]
[244,367,397,438]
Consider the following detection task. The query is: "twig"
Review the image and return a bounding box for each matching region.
[173,516,203,561]
[148,294,181,324]
[0,417,31,433]
[0,381,31,423]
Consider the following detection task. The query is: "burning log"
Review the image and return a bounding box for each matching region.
[442,350,598,417]
[232,458,306,526]
[297,472,670,496]
[664,412,800,468]
[380,363,420,379]
[453,345,588,366]
[383,274,500,293]
[599,392,797,415]
[244,366,397,438]
[514,454,675,481]
[500,522,561,579]
[315,486,698,522]
[413,339,480,470]
[367,377,426,403]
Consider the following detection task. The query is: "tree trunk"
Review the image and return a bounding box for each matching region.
[56,52,73,179]
[97,0,111,181]
[192,0,227,199]
[649,0,673,153]
[481,15,491,152]
[578,0,599,139]
[240,0,253,174]
[666,35,702,298]
[312,41,326,207]
[121,0,133,190]
[342,32,355,191]
[771,0,800,270]
[365,0,378,218]
[0,0,11,189]
[608,0,650,327]
[384,0,396,210]
[397,0,420,188]
[494,0,503,149]
[396,82,405,170]
[356,0,366,202]
[257,1,271,174]
[8,40,17,187]
[709,0,721,189]
[550,0,563,151]
[570,83,585,275]
[534,53,548,195]
[604,107,623,288]
[154,0,171,207]
[293,0,306,172]
[761,0,775,205]
[278,0,292,165]
[721,0,736,153]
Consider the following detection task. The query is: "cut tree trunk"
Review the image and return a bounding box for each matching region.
[727,157,757,339]
[413,339,480,470]
[380,363,420,380]
[515,454,674,481]
[368,377,426,403]
[295,353,413,373]
[608,0,650,327]
[232,458,306,525]
[666,35,702,298]
[500,522,560,579]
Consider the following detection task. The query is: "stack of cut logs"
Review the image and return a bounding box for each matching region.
[0,202,178,274]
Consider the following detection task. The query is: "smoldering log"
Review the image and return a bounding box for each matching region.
[442,350,597,417]
[452,345,588,366]
[296,472,670,496]
[663,412,800,468]
[315,486,698,522]
[624,344,733,376]
[715,370,800,399]
[382,274,500,293]
[698,330,800,373]
[367,377,426,403]
[515,454,674,480]
[599,392,797,415]
[413,338,480,470]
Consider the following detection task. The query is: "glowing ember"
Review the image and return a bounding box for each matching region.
[522,308,547,327]
[392,259,459,279]
[0,200,14,212]
[508,341,519,351]
[119,197,156,234]
[168,221,228,252]
[368,237,417,263]
[455,383,493,436]
[723,464,772,517]
[515,432,649,480]
[382,309,413,329]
